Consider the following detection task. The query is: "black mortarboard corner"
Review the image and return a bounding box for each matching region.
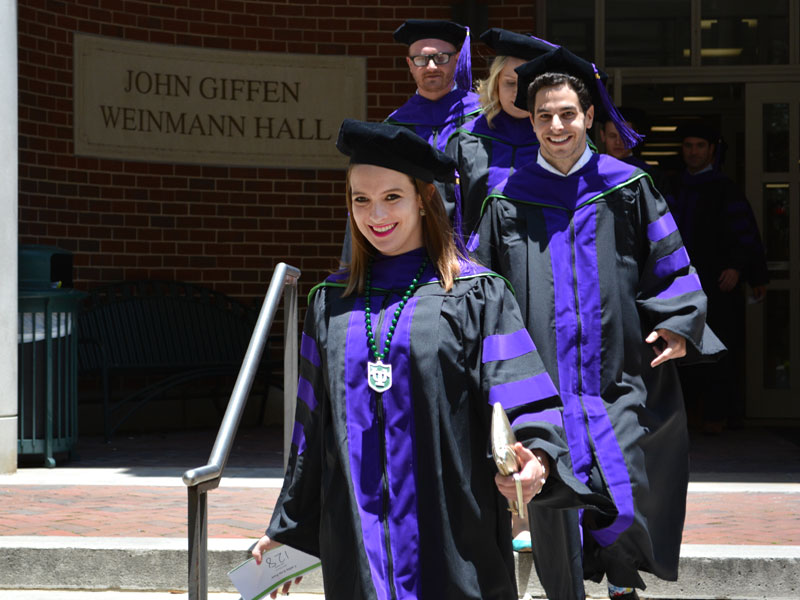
[676,121,719,144]
[336,119,457,184]
[514,47,644,149]
[479,28,557,61]
[393,19,472,92]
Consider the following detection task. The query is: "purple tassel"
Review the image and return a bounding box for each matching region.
[592,63,644,149]
[455,26,472,92]
[452,170,467,255]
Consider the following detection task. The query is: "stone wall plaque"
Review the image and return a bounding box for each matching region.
[74,34,366,168]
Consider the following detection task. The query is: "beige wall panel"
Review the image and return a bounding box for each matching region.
[74,34,366,168]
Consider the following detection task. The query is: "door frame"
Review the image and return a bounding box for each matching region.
[744,82,800,420]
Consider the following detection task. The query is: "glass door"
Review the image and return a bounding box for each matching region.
[745,83,800,419]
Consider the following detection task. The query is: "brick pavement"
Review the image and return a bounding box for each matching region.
[1,485,798,545]
[2,426,799,545]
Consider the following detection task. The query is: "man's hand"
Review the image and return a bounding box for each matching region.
[646,329,686,367]
[718,268,740,292]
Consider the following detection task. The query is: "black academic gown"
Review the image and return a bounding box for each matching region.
[472,153,725,597]
[668,168,768,421]
[386,88,482,153]
[267,249,614,600]
[447,110,539,241]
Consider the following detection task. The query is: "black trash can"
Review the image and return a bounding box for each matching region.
[17,245,85,467]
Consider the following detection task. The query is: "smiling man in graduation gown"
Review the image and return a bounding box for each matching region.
[471,47,724,600]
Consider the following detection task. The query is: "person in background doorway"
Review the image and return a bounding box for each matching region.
[669,122,769,432]
[598,106,671,196]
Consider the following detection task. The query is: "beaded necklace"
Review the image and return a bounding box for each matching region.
[364,255,429,393]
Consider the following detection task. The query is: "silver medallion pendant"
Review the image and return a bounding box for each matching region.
[367,360,392,393]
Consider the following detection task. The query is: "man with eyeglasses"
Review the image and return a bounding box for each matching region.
[387,19,481,153]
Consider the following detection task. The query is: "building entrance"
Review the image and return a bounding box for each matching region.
[613,75,800,422]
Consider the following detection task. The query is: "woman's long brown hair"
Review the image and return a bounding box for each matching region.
[342,165,461,296]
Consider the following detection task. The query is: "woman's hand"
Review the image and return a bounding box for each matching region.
[251,535,303,598]
[494,443,549,504]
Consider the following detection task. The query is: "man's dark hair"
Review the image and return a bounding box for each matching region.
[527,72,592,114]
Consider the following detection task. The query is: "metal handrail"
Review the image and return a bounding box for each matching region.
[183,262,301,600]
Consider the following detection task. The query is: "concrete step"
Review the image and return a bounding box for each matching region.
[1,537,798,599]
[0,537,321,595]
[517,546,800,599]
[0,593,245,600]
[1,593,324,599]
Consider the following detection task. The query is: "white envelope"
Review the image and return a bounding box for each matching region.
[228,544,321,600]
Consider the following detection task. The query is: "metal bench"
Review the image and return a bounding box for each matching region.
[77,280,274,441]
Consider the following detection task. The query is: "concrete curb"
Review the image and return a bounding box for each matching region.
[517,545,800,599]
[0,537,323,594]
[1,537,798,599]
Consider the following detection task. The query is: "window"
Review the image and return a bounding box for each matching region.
[606,0,691,67]
[701,0,790,65]
[541,0,796,67]
[546,0,595,62]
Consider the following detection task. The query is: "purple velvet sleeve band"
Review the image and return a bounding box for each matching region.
[482,329,536,363]
[291,421,306,455]
[511,408,563,429]
[297,375,317,411]
[301,332,321,367]
[653,246,690,279]
[489,373,558,410]
[656,273,702,300]
[647,212,678,243]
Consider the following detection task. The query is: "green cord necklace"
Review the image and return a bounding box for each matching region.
[364,255,429,393]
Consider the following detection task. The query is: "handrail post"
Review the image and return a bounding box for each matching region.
[283,273,299,470]
[184,262,300,600]
[187,483,208,598]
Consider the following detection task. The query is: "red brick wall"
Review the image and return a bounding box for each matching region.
[18,0,537,303]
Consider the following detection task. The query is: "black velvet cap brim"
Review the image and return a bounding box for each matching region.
[336,119,457,183]
[479,28,556,61]
[393,19,467,47]
[676,122,719,143]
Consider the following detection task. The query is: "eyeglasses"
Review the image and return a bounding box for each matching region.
[409,52,456,67]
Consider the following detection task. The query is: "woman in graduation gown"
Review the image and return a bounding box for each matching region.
[251,120,614,600]
[447,28,554,241]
